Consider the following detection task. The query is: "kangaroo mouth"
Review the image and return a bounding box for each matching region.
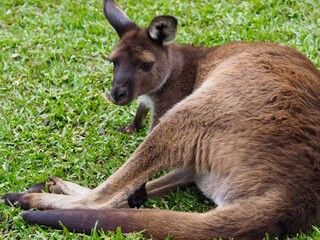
[112,97,133,105]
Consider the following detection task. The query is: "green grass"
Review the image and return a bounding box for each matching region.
[0,0,319,239]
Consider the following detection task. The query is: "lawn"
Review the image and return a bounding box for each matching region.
[0,0,319,239]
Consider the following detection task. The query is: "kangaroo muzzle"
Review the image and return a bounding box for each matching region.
[111,86,129,105]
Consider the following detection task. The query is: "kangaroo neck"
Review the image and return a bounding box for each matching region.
[146,44,210,128]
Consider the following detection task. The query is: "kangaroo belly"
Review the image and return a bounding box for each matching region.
[195,173,233,207]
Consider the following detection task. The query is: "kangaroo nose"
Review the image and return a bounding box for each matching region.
[111,87,128,104]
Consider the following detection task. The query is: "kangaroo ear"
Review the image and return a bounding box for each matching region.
[148,16,178,45]
[103,0,137,37]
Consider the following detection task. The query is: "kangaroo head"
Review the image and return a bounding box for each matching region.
[104,0,177,105]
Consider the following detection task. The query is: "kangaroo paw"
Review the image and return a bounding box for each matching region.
[47,176,90,196]
[3,193,24,206]
[118,125,136,134]
[2,193,31,210]
[25,176,65,194]
[27,182,47,193]
[128,183,147,208]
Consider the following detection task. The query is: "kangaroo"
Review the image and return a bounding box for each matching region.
[110,6,200,134]
[3,0,320,239]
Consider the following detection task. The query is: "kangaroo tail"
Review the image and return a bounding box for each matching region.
[21,208,208,239]
[20,193,316,240]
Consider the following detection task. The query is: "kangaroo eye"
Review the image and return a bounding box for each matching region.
[140,62,154,71]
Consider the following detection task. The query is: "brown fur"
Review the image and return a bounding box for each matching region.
[109,28,208,130]
[3,0,320,239]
